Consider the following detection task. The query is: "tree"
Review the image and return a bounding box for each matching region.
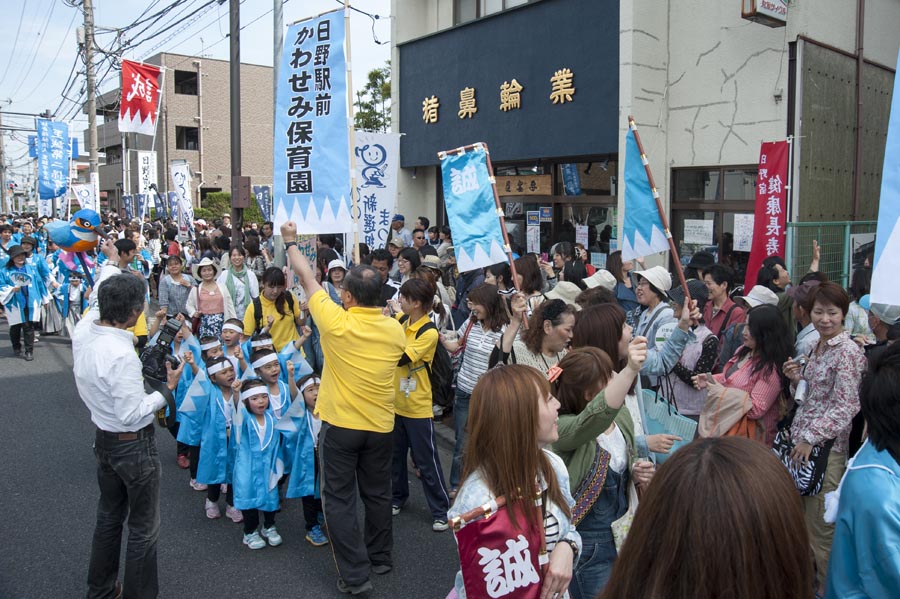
[353,61,391,132]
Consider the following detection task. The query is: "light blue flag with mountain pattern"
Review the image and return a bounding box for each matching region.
[621,128,669,261]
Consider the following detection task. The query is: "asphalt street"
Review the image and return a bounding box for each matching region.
[0,322,461,599]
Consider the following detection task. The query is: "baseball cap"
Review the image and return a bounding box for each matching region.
[583,269,616,291]
[389,237,405,249]
[739,285,779,308]
[392,214,405,223]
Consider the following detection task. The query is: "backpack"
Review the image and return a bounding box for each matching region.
[400,315,455,408]
[252,292,296,333]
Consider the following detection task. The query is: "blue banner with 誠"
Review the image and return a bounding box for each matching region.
[273,10,350,233]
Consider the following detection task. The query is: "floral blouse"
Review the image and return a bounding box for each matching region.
[791,331,867,454]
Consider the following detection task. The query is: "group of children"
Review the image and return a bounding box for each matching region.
[151,313,329,549]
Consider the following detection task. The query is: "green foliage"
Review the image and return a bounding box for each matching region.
[354,61,391,132]
[199,192,265,225]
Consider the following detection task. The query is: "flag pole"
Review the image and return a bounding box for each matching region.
[627,116,691,302]
[344,2,360,266]
[438,142,528,328]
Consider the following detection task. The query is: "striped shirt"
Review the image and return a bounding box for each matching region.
[455,321,503,394]
[714,354,785,447]
[158,274,195,317]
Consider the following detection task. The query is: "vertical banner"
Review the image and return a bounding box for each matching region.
[354,131,400,249]
[123,195,134,220]
[72,184,96,211]
[871,47,900,306]
[36,118,70,200]
[136,194,147,220]
[38,198,53,218]
[171,162,194,239]
[526,225,540,254]
[439,145,507,272]
[621,128,668,261]
[167,191,178,220]
[136,151,158,195]
[273,10,351,233]
[561,163,582,196]
[743,140,789,292]
[119,60,162,136]
[252,185,273,222]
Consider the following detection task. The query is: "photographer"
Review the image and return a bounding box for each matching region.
[73,273,184,599]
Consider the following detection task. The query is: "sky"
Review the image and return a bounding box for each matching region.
[0,0,391,183]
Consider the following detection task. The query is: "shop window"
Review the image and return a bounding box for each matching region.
[174,70,198,95]
[176,126,199,151]
[454,0,535,25]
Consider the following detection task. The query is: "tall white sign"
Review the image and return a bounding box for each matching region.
[136,151,158,196]
[353,131,401,249]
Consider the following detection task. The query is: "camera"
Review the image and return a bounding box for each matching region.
[140,313,185,427]
[794,356,809,404]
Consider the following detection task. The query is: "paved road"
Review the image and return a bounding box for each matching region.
[0,323,461,598]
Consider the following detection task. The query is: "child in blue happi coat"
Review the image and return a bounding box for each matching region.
[178,355,243,523]
[221,319,248,375]
[0,245,50,360]
[247,348,297,419]
[180,336,228,490]
[277,373,327,546]
[233,379,285,550]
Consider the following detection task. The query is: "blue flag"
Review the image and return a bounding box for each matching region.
[36,119,70,200]
[621,128,669,261]
[273,10,351,233]
[871,47,900,306]
[136,194,147,219]
[253,185,272,222]
[167,192,177,219]
[123,195,134,220]
[439,144,507,273]
[561,163,582,196]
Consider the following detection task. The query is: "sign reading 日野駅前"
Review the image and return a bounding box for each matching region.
[273,10,351,234]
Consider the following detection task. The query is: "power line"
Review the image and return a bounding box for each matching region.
[6,0,58,97]
[11,9,80,103]
[0,1,29,88]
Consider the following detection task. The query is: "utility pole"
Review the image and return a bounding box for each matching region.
[83,0,100,210]
[229,0,244,248]
[272,0,285,267]
[0,109,6,212]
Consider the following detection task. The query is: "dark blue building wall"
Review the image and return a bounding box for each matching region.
[398,0,619,168]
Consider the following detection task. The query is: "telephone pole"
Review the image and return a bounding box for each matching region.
[0,109,6,211]
[83,0,100,205]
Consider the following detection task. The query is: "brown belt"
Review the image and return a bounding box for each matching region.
[96,423,154,441]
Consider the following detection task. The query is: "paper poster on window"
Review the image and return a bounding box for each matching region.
[526,225,540,254]
[683,219,714,245]
[733,214,754,252]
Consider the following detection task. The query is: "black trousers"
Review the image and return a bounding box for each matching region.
[10,321,35,352]
[392,415,450,520]
[207,482,233,505]
[241,509,275,535]
[87,426,160,599]
[319,422,393,586]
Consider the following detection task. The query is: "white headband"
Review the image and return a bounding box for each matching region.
[223,323,243,334]
[251,338,272,348]
[251,354,279,370]
[201,341,220,350]
[240,386,268,401]
[207,361,232,375]
[299,377,321,393]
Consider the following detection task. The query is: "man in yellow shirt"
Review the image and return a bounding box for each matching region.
[282,222,405,596]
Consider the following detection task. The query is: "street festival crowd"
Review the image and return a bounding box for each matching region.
[2,209,900,599]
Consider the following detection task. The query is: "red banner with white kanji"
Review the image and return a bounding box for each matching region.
[744,140,789,292]
[118,60,162,136]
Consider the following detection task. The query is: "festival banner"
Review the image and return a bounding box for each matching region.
[561,163,582,196]
[167,191,178,220]
[252,185,273,222]
[439,145,507,272]
[354,131,400,249]
[171,162,194,239]
[136,151,158,195]
[123,195,134,220]
[72,183,96,212]
[38,197,53,218]
[119,60,162,136]
[36,118,70,200]
[136,194,147,220]
[273,10,352,233]
[743,141,789,292]
[621,128,667,261]
[871,47,900,307]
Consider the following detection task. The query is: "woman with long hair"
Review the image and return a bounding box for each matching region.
[605,251,640,319]
[217,244,259,320]
[694,304,793,446]
[553,242,588,289]
[440,283,509,496]
[483,262,513,292]
[449,365,581,599]
[244,235,268,280]
[599,437,812,599]
[496,298,576,375]
[552,343,649,598]
[409,266,452,331]
[514,254,545,313]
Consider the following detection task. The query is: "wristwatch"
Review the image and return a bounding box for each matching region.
[284,241,298,250]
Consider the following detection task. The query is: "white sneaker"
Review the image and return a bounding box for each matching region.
[433,519,449,532]
[205,499,221,519]
[243,531,266,550]
[190,479,208,491]
[225,504,243,523]
[261,526,283,546]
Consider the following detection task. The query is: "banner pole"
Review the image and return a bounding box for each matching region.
[344,2,360,266]
[627,116,691,302]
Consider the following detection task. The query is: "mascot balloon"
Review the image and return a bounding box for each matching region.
[44,209,105,288]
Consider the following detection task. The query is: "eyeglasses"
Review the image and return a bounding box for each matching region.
[397,258,410,263]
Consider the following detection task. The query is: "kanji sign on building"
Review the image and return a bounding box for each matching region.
[458,87,477,119]
[423,95,440,123]
[499,79,523,112]
[549,68,575,104]
[744,140,790,292]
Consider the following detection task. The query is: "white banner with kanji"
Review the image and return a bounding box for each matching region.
[354,131,400,249]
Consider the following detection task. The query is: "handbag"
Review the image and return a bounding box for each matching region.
[610,478,640,552]
[771,409,834,496]
[451,490,548,599]
[640,390,697,464]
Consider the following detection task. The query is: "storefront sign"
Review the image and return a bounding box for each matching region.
[733,213,754,252]
[683,219,714,245]
[526,211,540,226]
[539,206,553,222]
[496,175,551,197]
[741,0,787,27]
[135,151,158,196]
[743,140,789,291]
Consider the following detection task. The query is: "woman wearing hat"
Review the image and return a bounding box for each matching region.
[186,257,236,338]
[323,259,347,305]
[0,245,47,360]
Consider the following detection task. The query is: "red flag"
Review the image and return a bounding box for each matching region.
[744,141,789,292]
[118,60,162,136]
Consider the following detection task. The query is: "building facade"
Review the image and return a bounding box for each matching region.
[391,0,899,276]
[86,52,273,212]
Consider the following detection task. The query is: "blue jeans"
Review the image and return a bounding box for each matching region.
[450,390,471,489]
[87,426,161,599]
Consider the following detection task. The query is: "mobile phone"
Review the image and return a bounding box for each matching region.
[540,252,549,262]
